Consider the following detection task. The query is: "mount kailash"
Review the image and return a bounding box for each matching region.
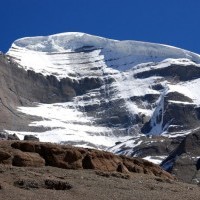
[1,32,200,183]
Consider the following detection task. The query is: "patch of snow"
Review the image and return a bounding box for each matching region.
[143,156,167,165]
[147,86,169,135]
[6,102,133,149]
[168,78,200,105]
[6,128,131,149]
[162,130,192,138]
[168,100,195,105]
[108,135,146,156]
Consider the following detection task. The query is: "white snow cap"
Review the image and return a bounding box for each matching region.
[10,32,200,58]
[7,32,200,79]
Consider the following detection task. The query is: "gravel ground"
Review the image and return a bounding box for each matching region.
[0,165,199,200]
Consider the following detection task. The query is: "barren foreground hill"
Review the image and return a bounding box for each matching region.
[0,141,200,200]
[1,165,200,200]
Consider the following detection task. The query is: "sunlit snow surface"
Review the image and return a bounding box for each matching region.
[143,156,167,165]
[6,32,200,149]
[7,32,200,79]
[7,103,131,148]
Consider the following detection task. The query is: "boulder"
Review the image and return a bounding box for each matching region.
[0,150,11,163]
[12,152,45,167]
[8,134,20,140]
[24,135,39,141]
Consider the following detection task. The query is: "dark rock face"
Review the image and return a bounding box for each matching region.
[0,132,19,140]
[131,63,200,136]
[0,54,104,132]
[160,129,200,183]
[109,135,183,167]
[134,64,200,81]
[163,103,199,132]
[131,137,180,158]
[3,55,103,104]
[8,133,20,140]
[24,135,39,141]
[0,140,173,180]
[141,92,200,135]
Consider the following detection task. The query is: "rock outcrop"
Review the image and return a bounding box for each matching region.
[0,54,103,133]
[161,129,200,183]
[24,135,39,141]
[0,140,173,180]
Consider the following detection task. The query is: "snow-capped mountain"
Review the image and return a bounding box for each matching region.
[3,32,200,163]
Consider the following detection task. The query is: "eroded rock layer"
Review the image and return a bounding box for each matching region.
[0,140,173,180]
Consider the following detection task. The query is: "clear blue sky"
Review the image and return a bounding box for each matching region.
[1,0,200,53]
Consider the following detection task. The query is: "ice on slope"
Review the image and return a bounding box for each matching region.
[168,78,200,105]
[6,102,132,148]
[143,156,167,165]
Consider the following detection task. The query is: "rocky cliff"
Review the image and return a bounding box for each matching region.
[161,128,200,183]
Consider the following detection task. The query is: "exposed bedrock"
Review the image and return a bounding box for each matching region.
[141,91,200,135]
[161,129,200,184]
[0,140,174,180]
[134,64,200,81]
[0,54,104,130]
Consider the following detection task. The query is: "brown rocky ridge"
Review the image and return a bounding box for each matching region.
[0,140,172,180]
[1,140,200,200]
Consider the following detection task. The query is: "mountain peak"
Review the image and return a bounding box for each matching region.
[2,32,200,158]
[12,32,108,52]
[7,32,200,80]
